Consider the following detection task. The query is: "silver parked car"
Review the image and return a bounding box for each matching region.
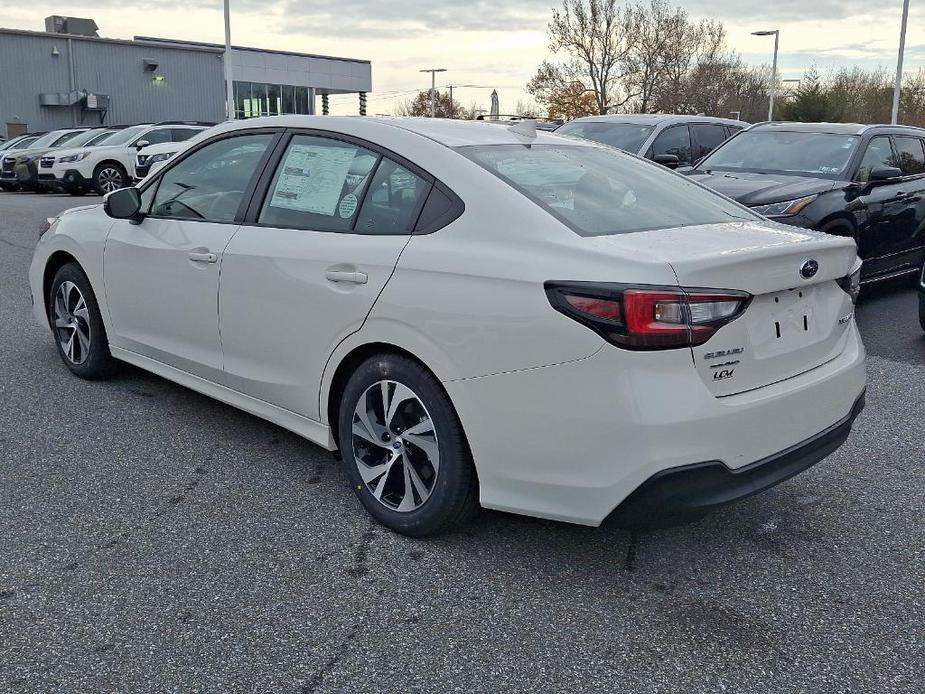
[557,114,748,169]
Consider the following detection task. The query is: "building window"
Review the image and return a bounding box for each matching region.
[233,81,312,118]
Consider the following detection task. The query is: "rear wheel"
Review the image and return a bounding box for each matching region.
[336,353,478,536]
[919,292,925,333]
[48,263,117,379]
[93,162,127,195]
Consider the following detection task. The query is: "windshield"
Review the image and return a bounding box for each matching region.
[699,131,860,178]
[85,130,117,146]
[557,122,654,153]
[10,137,39,150]
[65,129,108,148]
[459,144,756,236]
[94,125,150,147]
[29,131,74,149]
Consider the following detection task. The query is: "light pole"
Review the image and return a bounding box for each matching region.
[419,68,447,117]
[223,0,234,120]
[752,29,779,121]
[891,0,911,125]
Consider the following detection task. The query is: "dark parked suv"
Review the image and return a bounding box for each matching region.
[686,122,925,282]
[556,114,748,168]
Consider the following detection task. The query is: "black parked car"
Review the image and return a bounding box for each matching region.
[686,122,925,283]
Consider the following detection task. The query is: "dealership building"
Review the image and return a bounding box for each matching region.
[0,17,372,138]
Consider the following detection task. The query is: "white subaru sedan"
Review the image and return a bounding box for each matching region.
[29,116,866,536]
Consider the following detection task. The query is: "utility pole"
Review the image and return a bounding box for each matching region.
[223,0,234,120]
[419,68,447,117]
[891,0,911,125]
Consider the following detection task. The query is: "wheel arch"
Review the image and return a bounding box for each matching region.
[815,212,859,240]
[42,250,82,324]
[325,341,445,449]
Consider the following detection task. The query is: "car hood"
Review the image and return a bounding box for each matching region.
[685,170,840,206]
[3,147,50,161]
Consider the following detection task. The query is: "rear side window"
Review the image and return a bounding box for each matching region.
[690,124,728,161]
[891,137,925,176]
[354,160,429,235]
[259,135,379,231]
[459,144,755,236]
[855,136,894,182]
[648,125,692,165]
[151,134,273,222]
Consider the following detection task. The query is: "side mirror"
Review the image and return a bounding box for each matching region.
[104,187,142,221]
[135,139,150,151]
[653,153,680,169]
[869,166,902,182]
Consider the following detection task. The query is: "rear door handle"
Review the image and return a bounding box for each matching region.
[188,252,218,264]
[325,270,368,284]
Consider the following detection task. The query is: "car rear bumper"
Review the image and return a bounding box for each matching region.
[606,390,865,525]
[445,321,867,526]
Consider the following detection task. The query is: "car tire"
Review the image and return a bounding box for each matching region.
[93,162,127,195]
[48,263,117,379]
[336,353,479,536]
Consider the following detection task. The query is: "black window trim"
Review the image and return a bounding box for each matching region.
[138,127,285,225]
[244,127,464,236]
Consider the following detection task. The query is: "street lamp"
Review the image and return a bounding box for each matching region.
[752,29,780,121]
[419,68,447,117]
[891,0,911,125]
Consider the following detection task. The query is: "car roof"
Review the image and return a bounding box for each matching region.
[747,121,925,136]
[565,114,749,127]
[209,115,592,148]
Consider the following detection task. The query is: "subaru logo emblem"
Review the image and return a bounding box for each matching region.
[800,259,819,279]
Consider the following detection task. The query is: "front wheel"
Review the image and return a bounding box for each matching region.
[919,293,925,333]
[337,354,479,536]
[48,263,117,379]
[93,163,127,195]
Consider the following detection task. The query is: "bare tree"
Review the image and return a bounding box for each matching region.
[543,0,636,114]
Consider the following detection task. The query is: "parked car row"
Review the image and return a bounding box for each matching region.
[0,121,213,195]
[558,116,925,287]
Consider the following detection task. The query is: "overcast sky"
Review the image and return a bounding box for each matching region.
[2,1,922,115]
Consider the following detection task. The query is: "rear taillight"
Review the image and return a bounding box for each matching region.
[836,265,861,304]
[546,282,750,350]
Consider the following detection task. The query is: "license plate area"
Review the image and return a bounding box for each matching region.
[766,287,818,349]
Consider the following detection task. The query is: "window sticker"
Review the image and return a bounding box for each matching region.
[338,193,358,218]
[269,144,356,216]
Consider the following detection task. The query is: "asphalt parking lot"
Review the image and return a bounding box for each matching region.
[1,192,923,694]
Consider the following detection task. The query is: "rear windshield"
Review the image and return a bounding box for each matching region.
[699,130,860,178]
[557,122,654,153]
[458,143,756,236]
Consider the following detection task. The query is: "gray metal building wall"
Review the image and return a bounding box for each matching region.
[0,31,225,137]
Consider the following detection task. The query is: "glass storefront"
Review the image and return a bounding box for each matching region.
[233,81,312,119]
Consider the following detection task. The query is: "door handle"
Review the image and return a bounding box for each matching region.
[325,270,368,284]
[188,252,218,264]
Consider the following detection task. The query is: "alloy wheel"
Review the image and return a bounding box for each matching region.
[53,281,91,365]
[351,380,440,512]
[97,167,123,193]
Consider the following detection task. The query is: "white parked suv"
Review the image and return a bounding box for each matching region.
[29,116,866,536]
[50,121,213,195]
